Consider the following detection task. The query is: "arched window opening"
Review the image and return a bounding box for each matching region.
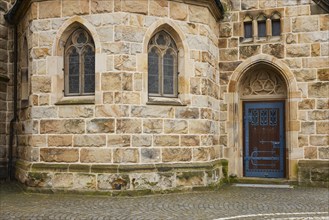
[64,28,95,96]
[148,31,178,98]
[257,14,267,38]
[243,15,253,39]
[271,13,281,37]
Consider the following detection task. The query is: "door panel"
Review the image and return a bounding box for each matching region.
[244,101,285,178]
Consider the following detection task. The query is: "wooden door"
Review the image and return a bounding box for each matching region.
[243,101,285,178]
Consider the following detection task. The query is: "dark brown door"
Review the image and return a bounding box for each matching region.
[243,101,285,178]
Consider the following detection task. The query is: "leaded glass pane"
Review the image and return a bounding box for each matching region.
[68,48,80,94]
[244,22,252,38]
[148,48,159,94]
[163,51,174,95]
[77,32,87,44]
[258,21,266,37]
[84,46,95,93]
[272,20,281,36]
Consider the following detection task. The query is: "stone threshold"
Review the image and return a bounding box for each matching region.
[233,183,294,189]
[234,177,297,186]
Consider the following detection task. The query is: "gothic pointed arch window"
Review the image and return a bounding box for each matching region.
[64,28,95,96]
[148,31,178,98]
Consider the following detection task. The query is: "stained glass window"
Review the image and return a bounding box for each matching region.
[148,31,178,97]
[64,28,95,96]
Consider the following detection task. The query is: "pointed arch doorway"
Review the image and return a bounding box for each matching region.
[240,66,287,178]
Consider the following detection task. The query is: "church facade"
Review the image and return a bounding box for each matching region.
[0,0,328,193]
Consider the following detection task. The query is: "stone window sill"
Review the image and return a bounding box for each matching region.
[147,97,186,106]
[55,96,95,105]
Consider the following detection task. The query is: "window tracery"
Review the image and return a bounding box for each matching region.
[148,31,178,98]
[64,28,95,96]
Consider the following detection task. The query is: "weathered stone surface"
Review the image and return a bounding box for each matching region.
[310,135,329,146]
[303,57,329,68]
[103,92,114,104]
[98,174,129,190]
[31,107,57,119]
[108,135,131,147]
[219,22,232,37]
[26,172,52,187]
[317,99,329,109]
[293,69,316,82]
[298,135,308,147]
[53,173,73,188]
[299,32,329,43]
[95,105,129,117]
[285,5,310,16]
[219,49,238,61]
[193,148,209,161]
[141,148,161,163]
[31,76,51,93]
[132,135,152,147]
[239,45,260,60]
[317,68,329,81]
[319,147,329,159]
[58,106,94,118]
[181,135,200,146]
[175,108,199,119]
[176,172,204,186]
[218,61,242,71]
[149,0,168,17]
[113,148,139,163]
[97,26,113,42]
[311,43,320,56]
[80,148,112,163]
[87,118,115,133]
[154,135,179,146]
[170,2,187,20]
[189,120,211,134]
[121,0,147,14]
[117,119,142,133]
[48,135,72,147]
[131,106,174,118]
[309,110,329,120]
[27,135,46,148]
[101,72,121,91]
[91,0,113,13]
[164,120,188,134]
[40,120,85,134]
[115,26,145,42]
[40,148,79,162]
[304,147,317,159]
[73,174,96,190]
[74,135,106,147]
[162,148,192,162]
[114,92,140,104]
[286,45,310,57]
[301,122,315,134]
[62,0,89,16]
[308,82,329,98]
[320,15,329,30]
[292,16,318,32]
[39,1,61,19]
[316,122,329,134]
[241,0,258,10]
[143,119,163,134]
[189,5,209,24]
[298,99,315,109]
[114,55,136,71]
[103,42,130,54]
[262,44,284,58]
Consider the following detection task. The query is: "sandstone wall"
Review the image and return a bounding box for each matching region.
[219,0,328,180]
[0,0,14,179]
[14,0,225,191]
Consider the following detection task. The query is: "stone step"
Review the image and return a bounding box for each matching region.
[234,177,297,186]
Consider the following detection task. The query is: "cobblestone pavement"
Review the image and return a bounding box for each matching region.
[0,182,328,220]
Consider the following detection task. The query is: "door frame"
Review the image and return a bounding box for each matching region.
[242,100,286,178]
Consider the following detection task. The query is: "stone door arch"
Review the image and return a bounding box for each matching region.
[224,55,301,180]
